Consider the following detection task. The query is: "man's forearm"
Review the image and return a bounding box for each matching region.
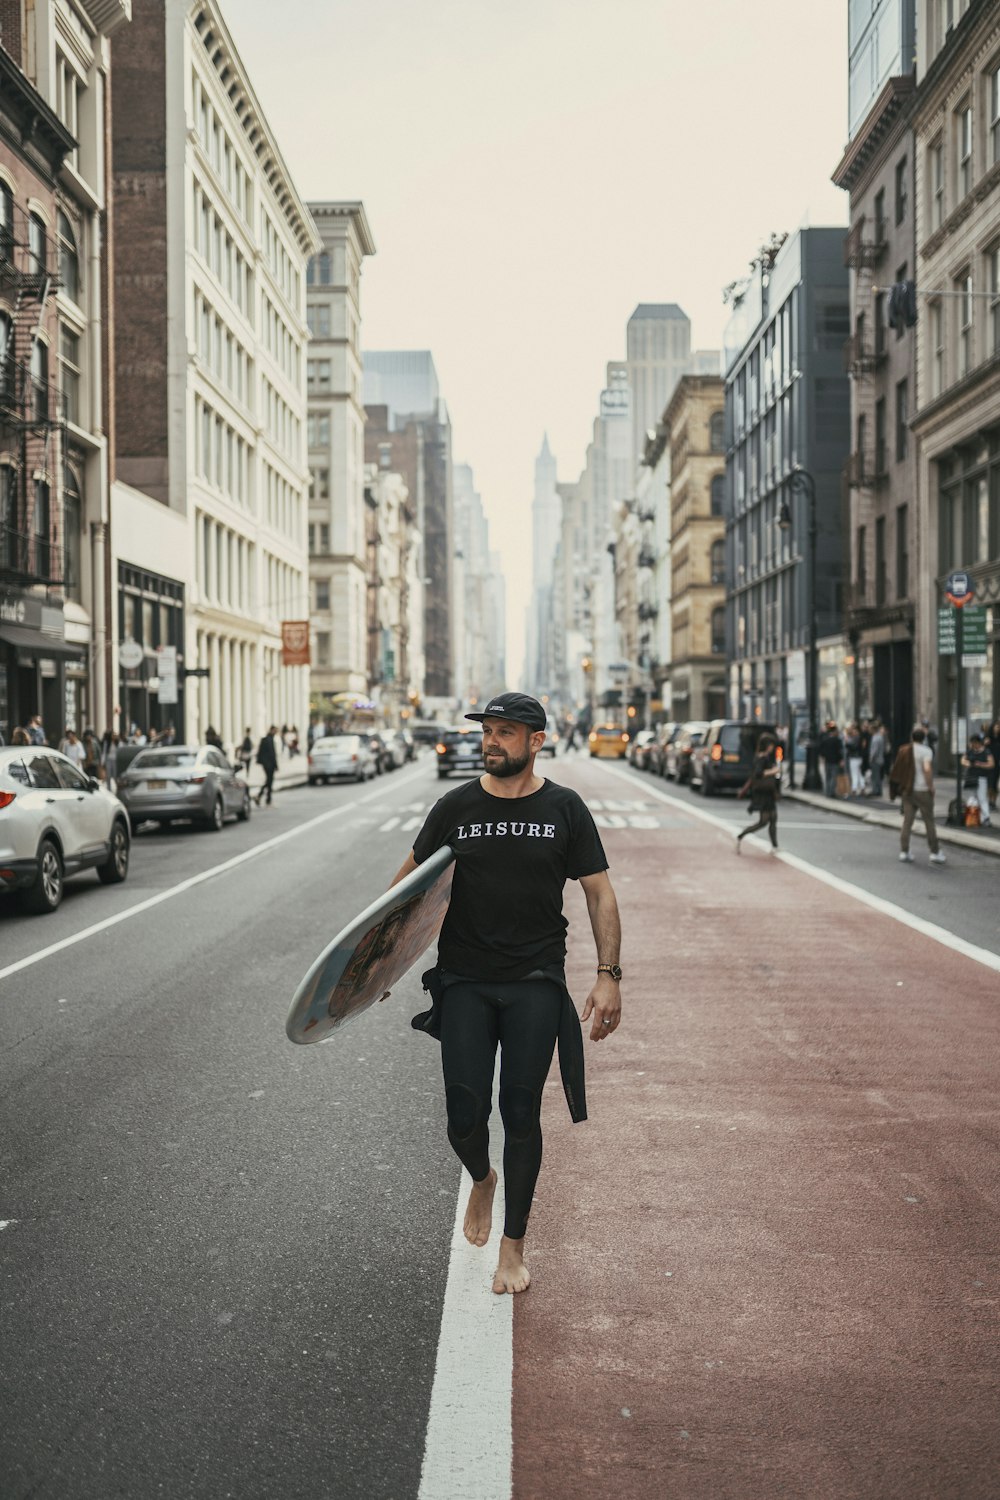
[586,888,621,965]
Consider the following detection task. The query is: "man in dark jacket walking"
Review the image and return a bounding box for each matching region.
[818,721,844,798]
[255,725,278,806]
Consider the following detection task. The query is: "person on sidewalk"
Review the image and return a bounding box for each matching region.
[985,719,1000,813]
[961,734,994,828]
[390,690,622,1297]
[845,722,864,796]
[238,728,254,778]
[894,726,946,864]
[255,725,278,806]
[868,719,887,798]
[818,721,844,798]
[737,732,781,853]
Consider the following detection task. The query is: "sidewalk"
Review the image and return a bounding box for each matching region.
[512,757,999,1500]
[783,776,1000,857]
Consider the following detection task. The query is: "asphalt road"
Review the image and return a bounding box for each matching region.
[2,748,996,1499]
[1,757,462,1500]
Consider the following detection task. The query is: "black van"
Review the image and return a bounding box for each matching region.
[689,719,779,795]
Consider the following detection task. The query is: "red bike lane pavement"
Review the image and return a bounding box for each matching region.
[512,761,999,1500]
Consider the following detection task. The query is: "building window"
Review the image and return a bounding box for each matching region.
[308,359,332,390]
[315,578,330,611]
[957,101,972,199]
[875,516,886,607]
[896,504,908,598]
[710,475,725,518]
[956,270,973,377]
[0,311,11,403]
[57,211,80,303]
[307,522,315,553]
[32,479,50,578]
[709,412,725,452]
[0,183,13,263]
[894,156,907,225]
[990,63,1000,168]
[307,411,330,449]
[310,467,330,501]
[307,304,331,337]
[873,187,885,238]
[316,632,330,666]
[63,463,83,602]
[710,606,725,654]
[28,213,46,278]
[856,524,867,596]
[319,522,329,551]
[930,301,945,396]
[60,327,81,425]
[874,291,886,356]
[307,252,331,286]
[30,339,48,421]
[894,262,907,340]
[987,244,1000,358]
[710,539,725,584]
[930,138,944,229]
[895,379,908,461]
[875,398,887,475]
[0,464,17,570]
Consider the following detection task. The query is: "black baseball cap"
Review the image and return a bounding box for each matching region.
[465,692,547,731]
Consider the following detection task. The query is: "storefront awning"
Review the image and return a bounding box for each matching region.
[0,624,86,661]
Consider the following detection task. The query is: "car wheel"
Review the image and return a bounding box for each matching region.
[701,772,714,797]
[21,837,63,914]
[308,778,317,786]
[97,820,130,885]
[437,770,449,779]
[205,795,225,831]
[237,789,251,823]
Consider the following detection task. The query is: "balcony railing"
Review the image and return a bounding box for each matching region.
[0,524,58,584]
[844,451,879,489]
[843,216,887,269]
[842,333,884,376]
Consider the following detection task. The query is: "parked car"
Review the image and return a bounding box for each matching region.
[115,745,251,830]
[308,734,377,784]
[365,732,396,774]
[588,724,630,759]
[436,727,483,779]
[664,721,710,783]
[689,720,779,796]
[649,721,680,777]
[412,721,449,747]
[0,745,131,914]
[627,728,657,770]
[538,717,560,758]
[392,728,416,763]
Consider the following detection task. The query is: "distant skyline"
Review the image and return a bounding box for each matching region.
[224,0,849,683]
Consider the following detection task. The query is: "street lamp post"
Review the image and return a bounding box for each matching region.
[778,467,822,791]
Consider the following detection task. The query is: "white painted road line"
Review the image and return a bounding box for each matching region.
[419,1089,512,1500]
[379,816,401,832]
[400,815,422,832]
[598,762,1000,975]
[0,764,428,983]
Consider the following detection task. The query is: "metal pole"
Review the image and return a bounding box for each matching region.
[954,606,964,824]
[793,468,822,792]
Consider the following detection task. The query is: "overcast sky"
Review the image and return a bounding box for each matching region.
[225,0,849,681]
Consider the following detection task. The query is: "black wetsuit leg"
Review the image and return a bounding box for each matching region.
[439,975,562,1240]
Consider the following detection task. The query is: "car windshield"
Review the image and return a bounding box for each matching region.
[594,727,622,737]
[132,750,198,769]
[316,736,358,749]
[720,725,765,758]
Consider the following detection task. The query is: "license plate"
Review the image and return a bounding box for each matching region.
[146,778,168,790]
[723,754,739,763]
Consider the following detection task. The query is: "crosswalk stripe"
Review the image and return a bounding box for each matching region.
[379,816,401,832]
[401,815,422,832]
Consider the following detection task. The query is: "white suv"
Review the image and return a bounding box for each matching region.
[0,746,131,914]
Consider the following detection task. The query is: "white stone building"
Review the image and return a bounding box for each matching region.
[110,0,319,747]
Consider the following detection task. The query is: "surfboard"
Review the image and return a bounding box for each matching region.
[285,846,456,1045]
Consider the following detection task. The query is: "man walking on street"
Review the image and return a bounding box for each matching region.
[894,726,945,864]
[868,719,887,798]
[390,691,622,1296]
[255,725,278,806]
[818,721,844,798]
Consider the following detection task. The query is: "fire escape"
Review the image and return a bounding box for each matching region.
[0,203,64,591]
[842,212,887,622]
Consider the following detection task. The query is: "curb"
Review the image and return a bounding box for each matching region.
[782,786,1000,857]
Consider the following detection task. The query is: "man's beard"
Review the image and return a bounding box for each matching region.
[484,748,530,778]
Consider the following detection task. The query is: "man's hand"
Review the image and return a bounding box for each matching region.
[581,974,622,1041]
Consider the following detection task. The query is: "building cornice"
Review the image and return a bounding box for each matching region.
[192,2,320,259]
[912,0,997,120]
[78,0,132,37]
[831,75,915,193]
[919,157,1000,260]
[307,201,376,258]
[0,48,77,173]
[912,353,1000,436]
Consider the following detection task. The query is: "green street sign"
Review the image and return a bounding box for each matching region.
[962,604,987,666]
[938,606,956,654]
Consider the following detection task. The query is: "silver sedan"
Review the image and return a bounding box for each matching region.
[307,734,377,784]
[115,745,251,831]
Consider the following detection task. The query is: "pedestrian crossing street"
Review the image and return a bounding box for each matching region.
[348,797,677,836]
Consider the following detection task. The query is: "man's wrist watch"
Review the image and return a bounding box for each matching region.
[597,964,622,981]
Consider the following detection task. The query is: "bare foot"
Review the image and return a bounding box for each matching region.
[492,1235,530,1294]
[463,1168,497,1247]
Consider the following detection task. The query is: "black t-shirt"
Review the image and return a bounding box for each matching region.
[411,777,608,980]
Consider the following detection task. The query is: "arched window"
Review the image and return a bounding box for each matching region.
[28,212,46,278]
[30,339,48,421]
[710,474,725,516]
[0,184,13,263]
[710,539,725,583]
[711,606,726,654]
[57,211,79,303]
[0,312,11,404]
[710,412,725,452]
[0,464,17,570]
[32,478,50,578]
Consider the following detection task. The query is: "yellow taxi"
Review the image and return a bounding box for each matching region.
[588,723,630,759]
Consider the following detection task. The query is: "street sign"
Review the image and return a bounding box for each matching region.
[938,606,956,655]
[183,667,210,679]
[944,570,974,606]
[118,639,143,670]
[961,604,987,666]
